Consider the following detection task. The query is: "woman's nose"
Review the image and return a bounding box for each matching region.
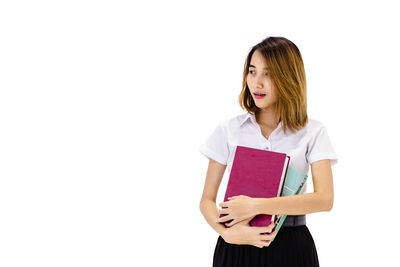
[256,75,263,87]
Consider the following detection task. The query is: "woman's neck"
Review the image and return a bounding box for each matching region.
[256,109,279,128]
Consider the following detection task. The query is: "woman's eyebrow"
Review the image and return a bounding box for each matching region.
[249,64,269,69]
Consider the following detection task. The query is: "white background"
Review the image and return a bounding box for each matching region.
[1,0,399,266]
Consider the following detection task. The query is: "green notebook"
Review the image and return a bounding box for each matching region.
[271,166,308,241]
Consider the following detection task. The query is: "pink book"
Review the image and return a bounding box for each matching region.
[219,145,290,227]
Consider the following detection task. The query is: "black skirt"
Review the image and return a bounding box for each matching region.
[213,225,319,267]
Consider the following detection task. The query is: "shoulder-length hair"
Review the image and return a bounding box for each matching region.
[238,36,308,134]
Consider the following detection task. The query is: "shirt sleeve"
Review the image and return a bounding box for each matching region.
[306,124,338,166]
[199,122,229,165]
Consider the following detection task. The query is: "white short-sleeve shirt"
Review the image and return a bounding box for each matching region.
[199,112,338,194]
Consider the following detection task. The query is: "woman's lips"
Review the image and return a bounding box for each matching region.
[254,93,266,99]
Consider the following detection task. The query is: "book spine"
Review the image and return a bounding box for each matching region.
[279,156,291,197]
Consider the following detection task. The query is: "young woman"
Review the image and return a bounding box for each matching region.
[199,36,338,267]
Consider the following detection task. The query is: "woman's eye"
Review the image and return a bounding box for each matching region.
[248,70,269,76]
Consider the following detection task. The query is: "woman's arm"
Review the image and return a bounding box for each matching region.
[200,159,279,248]
[254,159,334,215]
[200,199,228,235]
[199,159,228,236]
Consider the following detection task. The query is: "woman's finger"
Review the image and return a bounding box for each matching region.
[217,215,232,223]
[259,223,275,234]
[225,219,237,227]
[259,240,272,247]
[240,217,253,224]
[255,240,270,248]
[252,242,265,248]
[258,230,277,240]
[218,208,229,215]
[269,231,277,239]
[258,234,273,241]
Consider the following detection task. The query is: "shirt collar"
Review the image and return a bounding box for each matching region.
[239,112,256,127]
[240,112,283,131]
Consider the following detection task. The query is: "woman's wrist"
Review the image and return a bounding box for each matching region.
[253,197,266,215]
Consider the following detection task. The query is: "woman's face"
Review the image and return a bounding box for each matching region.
[246,49,278,111]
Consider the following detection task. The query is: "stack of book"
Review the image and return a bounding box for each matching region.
[218,145,308,238]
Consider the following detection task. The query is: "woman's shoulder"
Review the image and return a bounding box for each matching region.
[306,118,325,129]
[213,112,247,125]
[221,112,249,128]
[302,118,331,136]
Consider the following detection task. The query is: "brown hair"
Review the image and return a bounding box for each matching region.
[238,36,308,134]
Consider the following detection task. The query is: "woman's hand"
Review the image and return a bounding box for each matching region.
[221,216,277,249]
[217,195,259,227]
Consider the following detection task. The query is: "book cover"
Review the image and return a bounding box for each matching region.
[271,166,308,241]
[219,145,290,227]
